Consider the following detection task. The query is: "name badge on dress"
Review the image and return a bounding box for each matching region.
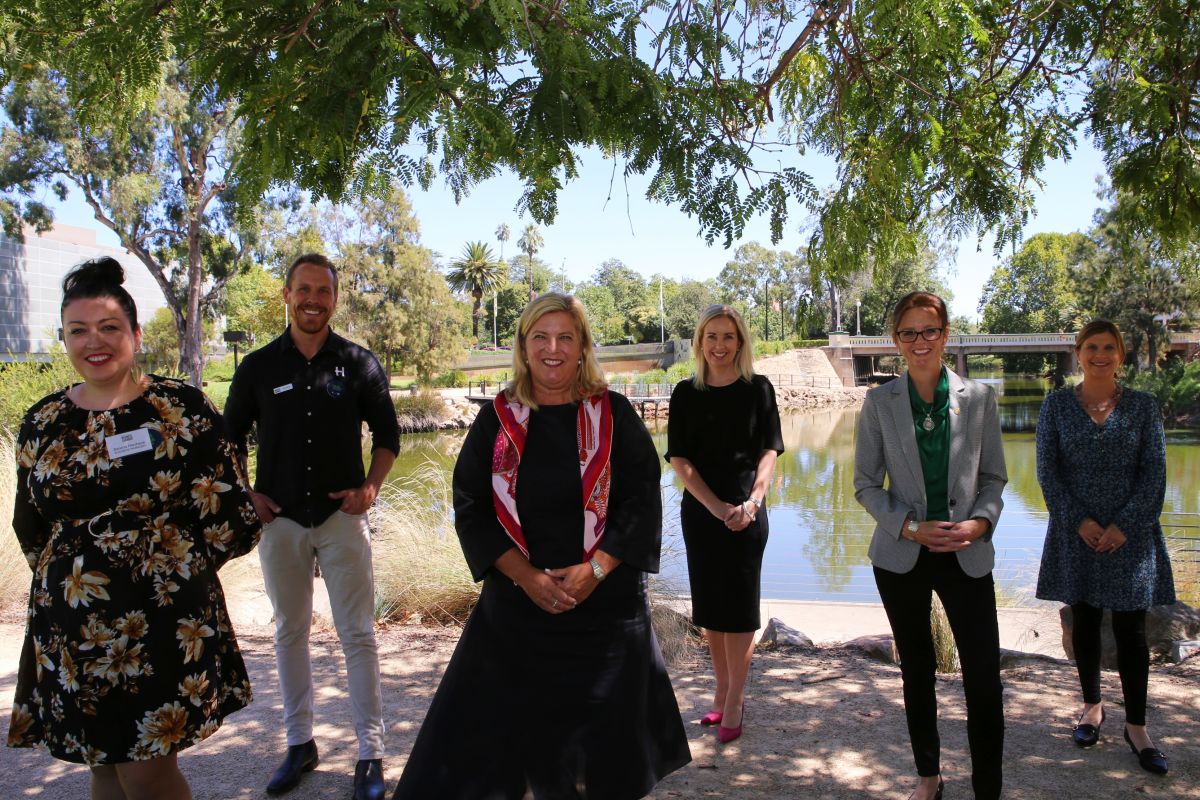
[106,428,154,460]
[273,383,294,395]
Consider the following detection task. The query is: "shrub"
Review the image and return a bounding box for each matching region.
[1124,360,1200,422]
[430,369,468,388]
[394,391,449,432]
[0,352,79,433]
[203,353,239,383]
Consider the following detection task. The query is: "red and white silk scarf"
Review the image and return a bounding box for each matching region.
[491,392,613,560]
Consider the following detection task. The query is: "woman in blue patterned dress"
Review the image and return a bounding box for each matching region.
[1035,320,1174,775]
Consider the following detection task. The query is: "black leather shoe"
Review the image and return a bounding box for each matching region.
[266,739,319,795]
[1072,708,1106,747]
[1124,727,1168,774]
[354,759,386,800]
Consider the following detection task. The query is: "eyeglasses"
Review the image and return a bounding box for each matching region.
[896,327,945,343]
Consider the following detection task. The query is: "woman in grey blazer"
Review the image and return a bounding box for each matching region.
[854,292,1007,800]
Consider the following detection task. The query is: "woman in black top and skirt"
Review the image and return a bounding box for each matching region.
[666,304,783,744]
[392,293,690,799]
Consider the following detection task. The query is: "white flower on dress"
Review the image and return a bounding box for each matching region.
[178,673,211,706]
[61,556,111,608]
[32,638,54,680]
[148,470,182,501]
[176,618,215,664]
[87,636,145,685]
[134,702,190,757]
[190,474,232,518]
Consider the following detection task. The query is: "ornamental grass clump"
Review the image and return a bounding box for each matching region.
[0,434,30,614]
[931,595,960,674]
[369,465,478,625]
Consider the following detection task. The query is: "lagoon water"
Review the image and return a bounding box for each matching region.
[388,377,1199,606]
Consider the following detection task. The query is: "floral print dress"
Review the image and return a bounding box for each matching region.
[7,377,262,764]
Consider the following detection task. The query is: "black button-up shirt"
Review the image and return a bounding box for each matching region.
[225,327,400,527]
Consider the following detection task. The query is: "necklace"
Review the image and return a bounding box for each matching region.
[1075,383,1122,414]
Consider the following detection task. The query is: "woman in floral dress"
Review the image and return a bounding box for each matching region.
[7,258,262,799]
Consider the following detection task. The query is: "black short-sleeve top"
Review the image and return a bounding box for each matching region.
[664,374,785,501]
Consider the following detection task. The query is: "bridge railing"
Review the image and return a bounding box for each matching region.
[846,332,1199,348]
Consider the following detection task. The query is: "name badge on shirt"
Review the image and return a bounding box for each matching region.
[273,383,294,395]
[106,428,154,460]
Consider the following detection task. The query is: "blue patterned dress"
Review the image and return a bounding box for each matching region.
[1035,387,1175,611]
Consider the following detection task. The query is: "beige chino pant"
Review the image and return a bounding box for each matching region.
[259,511,385,760]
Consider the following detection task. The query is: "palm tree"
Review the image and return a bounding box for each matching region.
[517,224,543,300]
[447,241,505,340]
[493,224,510,347]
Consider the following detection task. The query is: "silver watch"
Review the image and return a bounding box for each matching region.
[588,557,607,581]
[906,518,919,537]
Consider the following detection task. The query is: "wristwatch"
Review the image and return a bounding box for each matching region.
[588,557,607,581]
[905,518,919,538]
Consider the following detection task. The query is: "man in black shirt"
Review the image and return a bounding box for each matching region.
[225,254,399,800]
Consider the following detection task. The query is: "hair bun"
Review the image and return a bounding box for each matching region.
[64,257,126,294]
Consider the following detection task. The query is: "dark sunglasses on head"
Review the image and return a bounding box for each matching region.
[896,327,944,343]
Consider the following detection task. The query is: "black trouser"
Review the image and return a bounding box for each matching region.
[874,549,1004,800]
[1071,602,1150,725]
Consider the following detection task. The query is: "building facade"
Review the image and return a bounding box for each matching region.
[0,225,167,361]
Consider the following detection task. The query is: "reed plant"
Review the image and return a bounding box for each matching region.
[1167,534,1199,608]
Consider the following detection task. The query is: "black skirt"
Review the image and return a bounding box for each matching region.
[392,571,691,800]
[680,493,769,633]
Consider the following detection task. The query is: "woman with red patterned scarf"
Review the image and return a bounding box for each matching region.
[392,293,690,800]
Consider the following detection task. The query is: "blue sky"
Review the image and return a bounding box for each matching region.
[51,136,1108,322]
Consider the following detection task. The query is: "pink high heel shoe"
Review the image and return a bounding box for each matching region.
[717,704,744,744]
[699,710,723,726]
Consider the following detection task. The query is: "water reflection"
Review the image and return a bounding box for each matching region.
[384,384,1199,604]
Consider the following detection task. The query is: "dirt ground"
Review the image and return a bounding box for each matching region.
[2,616,1197,800]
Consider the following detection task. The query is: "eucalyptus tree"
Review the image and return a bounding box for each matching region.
[6,1,1200,279]
[447,241,506,340]
[0,64,256,385]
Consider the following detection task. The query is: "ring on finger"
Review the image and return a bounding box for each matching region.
[551,598,558,609]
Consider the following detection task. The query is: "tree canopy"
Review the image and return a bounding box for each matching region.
[5,1,1199,278]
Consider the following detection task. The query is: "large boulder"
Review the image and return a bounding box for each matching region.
[846,634,899,665]
[758,618,814,649]
[1059,601,1200,668]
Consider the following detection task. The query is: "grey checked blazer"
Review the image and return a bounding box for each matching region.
[854,369,1007,578]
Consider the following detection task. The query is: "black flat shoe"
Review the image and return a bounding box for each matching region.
[266,739,319,795]
[354,758,387,800]
[1072,708,1106,747]
[908,776,943,800]
[1124,727,1168,775]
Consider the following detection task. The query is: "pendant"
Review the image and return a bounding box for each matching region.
[922,414,935,431]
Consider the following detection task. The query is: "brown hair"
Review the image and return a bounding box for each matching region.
[507,293,607,409]
[1075,319,1127,362]
[691,304,755,389]
[890,291,949,339]
[285,253,339,293]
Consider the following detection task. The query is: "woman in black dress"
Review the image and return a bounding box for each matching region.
[666,304,783,744]
[7,259,261,799]
[393,293,690,799]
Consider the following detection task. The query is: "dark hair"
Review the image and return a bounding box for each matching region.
[890,291,949,338]
[61,257,139,330]
[1075,319,1127,361]
[285,253,339,293]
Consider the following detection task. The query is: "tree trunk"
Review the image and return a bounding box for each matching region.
[826,279,842,332]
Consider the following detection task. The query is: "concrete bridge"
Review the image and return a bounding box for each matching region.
[825,331,1200,386]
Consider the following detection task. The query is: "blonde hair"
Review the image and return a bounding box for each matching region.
[691,304,755,389]
[1075,319,1127,363]
[507,293,607,409]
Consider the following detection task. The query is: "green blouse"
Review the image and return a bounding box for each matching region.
[908,368,951,522]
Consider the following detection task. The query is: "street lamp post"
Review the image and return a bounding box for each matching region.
[856,299,861,335]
